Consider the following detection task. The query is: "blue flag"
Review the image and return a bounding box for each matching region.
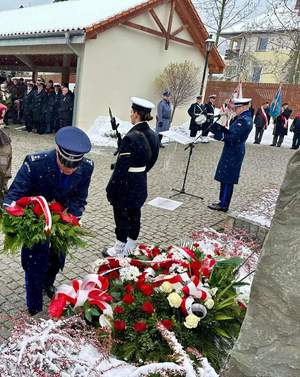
[270,86,282,118]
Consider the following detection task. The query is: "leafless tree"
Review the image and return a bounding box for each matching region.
[192,0,257,46]
[155,61,200,120]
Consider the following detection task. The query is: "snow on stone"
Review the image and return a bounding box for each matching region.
[236,188,279,228]
[0,0,149,37]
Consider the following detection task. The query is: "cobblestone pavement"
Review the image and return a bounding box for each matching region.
[0,126,294,341]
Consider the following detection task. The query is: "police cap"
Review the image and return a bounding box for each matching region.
[232,98,252,107]
[55,126,92,168]
[131,97,155,113]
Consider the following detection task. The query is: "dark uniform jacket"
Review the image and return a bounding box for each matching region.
[106,121,159,209]
[4,149,94,217]
[23,89,35,117]
[58,94,73,129]
[254,107,270,129]
[205,102,215,125]
[215,109,253,185]
[188,102,206,133]
[291,115,300,135]
[273,107,292,137]
[32,89,47,122]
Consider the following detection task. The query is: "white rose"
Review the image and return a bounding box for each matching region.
[161,282,173,293]
[167,292,182,308]
[184,314,201,329]
[205,298,215,309]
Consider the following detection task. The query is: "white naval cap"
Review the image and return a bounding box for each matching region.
[232,98,252,107]
[131,97,155,113]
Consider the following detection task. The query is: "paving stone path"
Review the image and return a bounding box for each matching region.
[0,127,294,341]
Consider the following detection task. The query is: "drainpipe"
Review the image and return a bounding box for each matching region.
[65,31,82,127]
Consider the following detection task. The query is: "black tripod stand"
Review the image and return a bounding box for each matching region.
[170,116,222,200]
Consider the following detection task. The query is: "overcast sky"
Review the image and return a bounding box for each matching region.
[1,0,52,10]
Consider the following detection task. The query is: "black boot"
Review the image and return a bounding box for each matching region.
[44,285,56,299]
[208,203,228,212]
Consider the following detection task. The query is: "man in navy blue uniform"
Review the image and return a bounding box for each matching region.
[208,98,253,212]
[4,127,94,315]
[188,95,207,137]
[105,97,159,257]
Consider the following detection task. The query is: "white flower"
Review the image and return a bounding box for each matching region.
[119,266,140,282]
[91,258,108,273]
[161,282,173,293]
[210,287,218,296]
[184,314,201,329]
[118,258,132,268]
[205,299,215,310]
[167,292,182,308]
[152,254,168,263]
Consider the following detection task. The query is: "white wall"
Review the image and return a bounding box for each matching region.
[77,2,206,131]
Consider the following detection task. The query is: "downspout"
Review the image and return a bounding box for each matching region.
[65,31,82,126]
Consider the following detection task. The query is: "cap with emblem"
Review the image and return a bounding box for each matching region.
[54,83,61,87]
[55,126,92,168]
[232,98,252,107]
[131,97,155,113]
[209,94,217,99]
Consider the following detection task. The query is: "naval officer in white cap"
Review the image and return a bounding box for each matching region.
[208,97,253,212]
[105,97,160,257]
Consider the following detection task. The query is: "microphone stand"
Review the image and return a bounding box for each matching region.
[170,115,222,200]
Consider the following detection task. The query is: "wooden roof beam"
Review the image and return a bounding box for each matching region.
[165,0,175,50]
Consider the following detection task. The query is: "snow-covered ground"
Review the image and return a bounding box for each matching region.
[88,114,294,149]
[235,188,279,228]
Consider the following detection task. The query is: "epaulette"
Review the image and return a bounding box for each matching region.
[29,152,48,162]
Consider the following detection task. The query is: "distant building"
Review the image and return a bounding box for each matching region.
[221,5,298,84]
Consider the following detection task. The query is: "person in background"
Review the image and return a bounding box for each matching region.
[32,78,47,134]
[202,94,217,143]
[3,127,94,315]
[254,101,270,144]
[290,113,300,150]
[57,85,73,129]
[271,103,292,147]
[45,82,56,134]
[249,102,255,119]
[53,83,62,132]
[156,90,172,148]
[188,95,207,137]
[208,98,253,212]
[105,97,159,257]
[0,83,12,127]
[0,126,12,205]
[22,81,35,132]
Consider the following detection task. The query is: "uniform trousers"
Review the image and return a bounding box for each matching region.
[272,134,284,147]
[21,242,65,312]
[219,182,234,209]
[113,206,141,243]
[292,133,300,149]
[202,122,211,137]
[254,127,264,144]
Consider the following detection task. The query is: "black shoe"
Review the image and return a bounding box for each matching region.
[291,147,298,149]
[44,285,56,299]
[28,308,42,316]
[208,203,228,212]
[270,144,275,146]
[159,144,165,148]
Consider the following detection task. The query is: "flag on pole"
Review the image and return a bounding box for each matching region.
[232,81,243,99]
[270,85,282,118]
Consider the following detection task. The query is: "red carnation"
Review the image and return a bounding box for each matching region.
[48,294,67,318]
[49,201,65,214]
[123,294,135,305]
[201,266,211,278]
[152,246,160,257]
[193,242,200,248]
[33,203,44,217]
[16,197,31,207]
[60,213,80,226]
[139,284,153,296]
[5,205,25,217]
[114,305,125,314]
[108,258,120,269]
[125,284,134,294]
[114,320,126,331]
[133,321,147,333]
[130,259,144,269]
[142,301,155,315]
[161,319,173,330]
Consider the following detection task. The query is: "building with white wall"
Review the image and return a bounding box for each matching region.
[0,0,224,130]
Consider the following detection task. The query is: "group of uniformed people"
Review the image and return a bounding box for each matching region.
[1,92,254,316]
[0,76,74,134]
